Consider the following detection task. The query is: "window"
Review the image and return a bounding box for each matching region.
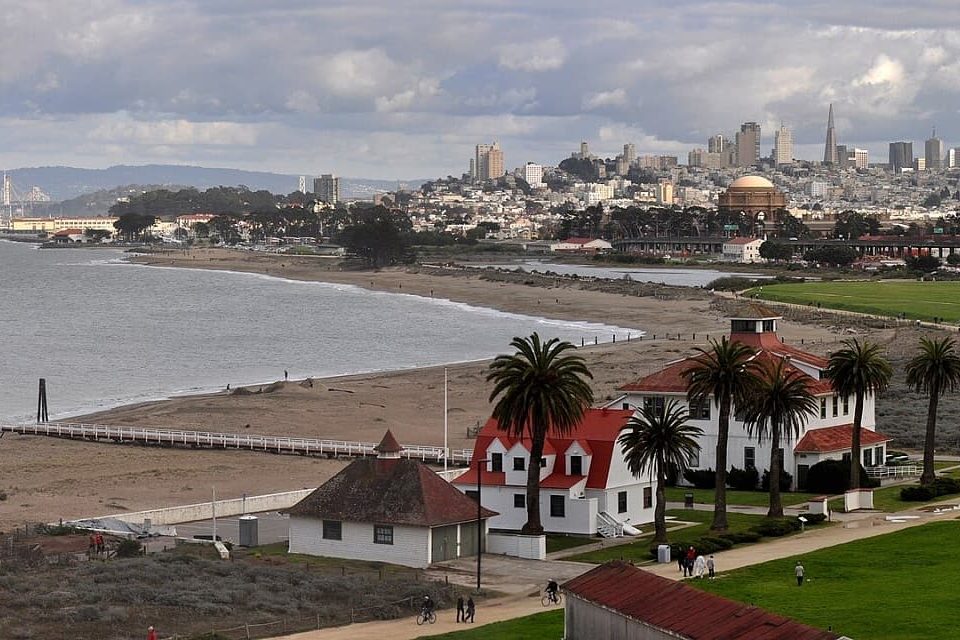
[514,493,525,508]
[842,452,851,462]
[643,487,653,509]
[689,397,711,420]
[643,396,666,417]
[622,402,630,410]
[762,319,775,332]
[688,449,700,468]
[540,457,547,468]
[465,490,479,502]
[875,446,884,465]
[863,448,874,467]
[731,319,756,333]
[744,447,756,470]
[373,525,394,545]
[832,395,838,417]
[820,397,827,419]
[491,453,503,472]
[618,490,628,513]
[513,457,526,471]
[322,520,342,541]
[843,396,850,416]
[570,455,583,476]
[550,495,565,518]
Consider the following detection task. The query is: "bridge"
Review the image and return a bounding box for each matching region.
[613,235,960,259]
[0,422,474,465]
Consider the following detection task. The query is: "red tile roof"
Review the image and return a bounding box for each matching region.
[539,473,585,489]
[724,236,762,245]
[794,424,891,453]
[727,302,781,319]
[287,457,497,526]
[455,408,633,490]
[563,562,842,640]
[374,430,402,454]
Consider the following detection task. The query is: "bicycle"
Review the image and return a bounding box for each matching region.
[416,608,437,625]
[541,591,562,607]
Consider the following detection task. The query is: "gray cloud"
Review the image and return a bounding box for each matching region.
[1,1,959,179]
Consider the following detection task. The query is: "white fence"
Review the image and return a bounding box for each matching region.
[866,464,921,479]
[1,422,473,464]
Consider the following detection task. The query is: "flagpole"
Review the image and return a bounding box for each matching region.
[444,368,449,473]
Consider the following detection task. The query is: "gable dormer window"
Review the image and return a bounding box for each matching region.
[570,455,583,476]
[513,457,526,471]
[491,452,503,472]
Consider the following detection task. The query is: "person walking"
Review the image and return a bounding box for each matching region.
[146,626,157,640]
[795,561,805,587]
[693,554,706,579]
[685,546,696,577]
[707,555,715,579]
[456,594,465,623]
[465,597,476,623]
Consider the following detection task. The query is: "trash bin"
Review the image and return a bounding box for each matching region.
[684,493,694,508]
[657,544,671,564]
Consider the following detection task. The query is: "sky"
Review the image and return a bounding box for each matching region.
[2,0,960,180]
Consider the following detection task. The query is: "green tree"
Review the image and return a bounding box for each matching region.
[740,360,818,517]
[825,339,893,489]
[834,211,880,240]
[778,210,811,239]
[759,241,793,262]
[83,228,112,242]
[682,337,760,531]
[486,334,594,534]
[947,253,960,266]
[618,400,702,543]
[905,337,960,486]
[113,212,156,241]
[337,205,411,268]
[804,245,859,267]
[906,254,941,273]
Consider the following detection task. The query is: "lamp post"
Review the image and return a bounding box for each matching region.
[475,458,489,594]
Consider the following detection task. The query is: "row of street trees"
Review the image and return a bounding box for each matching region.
[485,331,960,543]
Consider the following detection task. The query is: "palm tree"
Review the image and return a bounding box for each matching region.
[741,359,819,517]
[905,336,960,486]
[486,333,594,534]
[824,339,893,489]
[619,401,703,543]
[682,337,759,531]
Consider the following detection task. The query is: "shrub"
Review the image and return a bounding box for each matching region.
[900,486,936,501]
[751,518,799,538]
[718,531,762,545]
[805,459,878,494]
[682,469,716,489]
[115,539,143,558]
[761,469,793,492]
[932,476,960,495]
[797,513,827,525]
[698,536,734,551]
[727,466,759,491]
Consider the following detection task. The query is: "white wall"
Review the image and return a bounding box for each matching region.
[472,485,598,535]
[288,517,430,568]
[487,532,546,560]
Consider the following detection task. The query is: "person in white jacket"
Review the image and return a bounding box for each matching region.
[693,554,706,579]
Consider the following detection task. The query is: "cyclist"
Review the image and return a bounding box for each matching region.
[545,579,559,603]
[421,595,435,616]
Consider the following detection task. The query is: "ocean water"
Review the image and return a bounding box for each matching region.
[479,261,773,287]
[0,242,640,422]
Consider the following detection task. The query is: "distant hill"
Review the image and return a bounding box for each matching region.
[2,165,428,202]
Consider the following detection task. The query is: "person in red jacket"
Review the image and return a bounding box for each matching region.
[147,625,157,640]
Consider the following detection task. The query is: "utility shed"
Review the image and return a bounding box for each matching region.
[562,562,849,640]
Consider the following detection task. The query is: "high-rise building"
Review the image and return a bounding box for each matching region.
[474,142,505,182]
[948,148,958,169]
[836,145,849,169]
[523,162,543,188]
[915,157,926,172]
[313,174,340,204]
[853,149,869,169]
[735,122,761,167]
[623,143,636,165]
[774,124,793,166]
[298,176,307,194]
[823,103,838,164]
[925,129,945,171]
[708,135,725,154]
[889,142,913,173]
[656,179,674,205]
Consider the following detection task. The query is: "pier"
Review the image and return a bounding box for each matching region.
[0,422,473,465]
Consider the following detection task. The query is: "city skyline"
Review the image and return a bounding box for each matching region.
[1,1,960,179]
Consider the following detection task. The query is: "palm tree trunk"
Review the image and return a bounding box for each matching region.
[921,384,941,487]
[768,420,783,518]
[850,391,864,489]
[523,430,546,535]
[654,453,668,543]
[711,395,731,532]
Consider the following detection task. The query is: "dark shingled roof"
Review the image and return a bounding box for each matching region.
[563,562,843,640]
[286,457,497,527]
[727,302,782,320]
[375,429,402,454]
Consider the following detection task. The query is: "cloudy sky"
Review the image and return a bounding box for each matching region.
[2,0,959,179]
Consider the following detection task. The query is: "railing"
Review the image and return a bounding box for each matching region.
[866,464,921,479]
[0,422,473,465]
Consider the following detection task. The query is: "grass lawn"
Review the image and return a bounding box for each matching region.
[748,280,960,323]
[665,486,820,508]
[567,509,778,564]
[696,521,960,639]
[421,610,562,639]
[545,534,597,554]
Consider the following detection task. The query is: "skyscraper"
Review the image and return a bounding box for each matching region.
[774,124,793,166]
[708,135,725,154]
[888,142,913,173]
[474,142,504,182]
[925,129,944,171]
[623,143,636,165]
[314,174,340,204]
[735,123,761,167]
[823,104,838,165]
[298,176,307,194]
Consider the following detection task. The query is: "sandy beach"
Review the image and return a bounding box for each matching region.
[0,249,857,530]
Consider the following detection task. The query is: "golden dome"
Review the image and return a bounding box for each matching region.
[729,176,774,189]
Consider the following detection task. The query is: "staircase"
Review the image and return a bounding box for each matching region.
[596,511,624,538]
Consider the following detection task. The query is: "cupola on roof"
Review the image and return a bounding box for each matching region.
[729,175,774,189]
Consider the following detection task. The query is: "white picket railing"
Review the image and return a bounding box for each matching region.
[0,422,473,464]
[865,464,921,479]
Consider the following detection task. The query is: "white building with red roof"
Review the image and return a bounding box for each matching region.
[615,304,890,490]
[452,408,656,536]
[721,236,764,263]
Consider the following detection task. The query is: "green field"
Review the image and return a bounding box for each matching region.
[697,521,960,639]
[749,280,960,323]
[665,486,819,508]
[421,610,562,639]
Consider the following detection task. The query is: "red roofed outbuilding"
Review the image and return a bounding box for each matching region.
[286,431,497,568]
[615,305,890,490]
[563,562,847,640]
[453,408,655,535]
